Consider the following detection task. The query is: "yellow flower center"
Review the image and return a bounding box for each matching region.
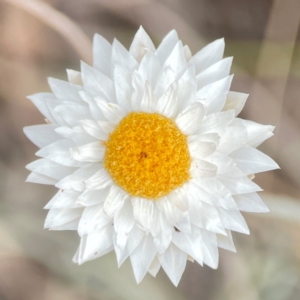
[104,112,190,200]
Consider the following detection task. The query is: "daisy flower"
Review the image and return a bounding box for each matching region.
[24,26,279,286]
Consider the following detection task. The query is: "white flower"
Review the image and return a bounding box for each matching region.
[24,26,279,286]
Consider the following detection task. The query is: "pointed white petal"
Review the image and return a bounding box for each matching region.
[94,97,126,124]
[131,197,154,231]
[23,124,60,148]
[189,38,224,74]
[77,188,110,207]
[44,207,83,229]
[190,159,217,179]
[155,30,179,64]
[48,78,83,104]
[217,208,250,234]
[157,82,178,118]
[148,256,160,277]
[223,91,248,116]
[129,26,155,62]
[54,104,90,127]
[217,230,236,252]
[154,66,176,99]
[197,75,233,114]
[158,243,187,286]
[44,189,81,209]
[138,52,160,86]
[56,164,101,191]
[198,110,235,134]
[93,34,112,77]
[66,69,82,85]
[103,185,127,217]
[78,205,111,236]
[26,172,57,185]
[85,168,113,190]
[201,230,219,269]
[196,57,232,89]
[188,140,217,159]
[230,146,279,174]
[26,159,74,180]
[70,141,105,162]
[175,102,205,135]
[140,81,156,112]
[183,45,192,61]
[55,126,94,146]
[80,119,109,140]
[130,235,157,284]
[76,226,114,264]
[233,192,269,213]
[79,91,105,121]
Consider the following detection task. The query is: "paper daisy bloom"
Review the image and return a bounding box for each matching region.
[24,26,279,286]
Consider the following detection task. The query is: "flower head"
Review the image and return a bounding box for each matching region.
[24,26,279,286]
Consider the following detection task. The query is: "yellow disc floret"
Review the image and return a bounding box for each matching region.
[104,112,190,200]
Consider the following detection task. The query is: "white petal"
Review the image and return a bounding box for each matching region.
[94,97,126,124]
[103,185,127,217]
[154,66,176,99]
[85,168,113,190]
[233,192,269,213]
[198,110,235,134]
[167,186,189,212]
[23,124,60,148]
[78,205,111,236]
[138,51,160,86]
[158,243,187,286]
[188,140,217,159]
[26,159,74,180]
[55,126,94,146]
[217,207,250,234]
[28,93,63,125]
[217,124,248,155]
[197,75,233,114]
[148,256,160,277]
[70,141,105,162]
[54,103,90,127]
[80,119,109,140]
[66,69,82,85]
[175,102,205,135]
[223,91,248,116]
[176,66,197,112]
[77,188,110,207]
[132,197,154,231]
[230,146,279,175]
[152,213,173,254]
[201,230,219,269]
[129,26,155,62]
[140,81,156,112]
[93,34,112,78]
[114,200,135,249]
[48,78,83,104]
[50,218,80,231]
[75,226,114,264]
[26,172,57,185]
[56,164,100,191]
[36,139,85,167]
[44,207,83,229]
[155,30,178,64]
[196,57,233,89]
[44,189,81,209]
[189,38,224,74]
[157,82,178,118]
[79,91,105,121]
[183,45,192,61]
[156,197,182,225]
[162,41,187,78]
[217,229,236,252]
[172,228,203,265]
[190,159,217,179]
[115,226,144,267]
[131,70,145,111]
[130,234,157,284]
[81,62,115,102]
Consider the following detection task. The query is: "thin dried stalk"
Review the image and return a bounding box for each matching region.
[3,0,92,64]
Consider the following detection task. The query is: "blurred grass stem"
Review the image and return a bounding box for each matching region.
[3,0,92,64]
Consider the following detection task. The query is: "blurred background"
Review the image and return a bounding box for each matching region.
[0,0,300,299]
